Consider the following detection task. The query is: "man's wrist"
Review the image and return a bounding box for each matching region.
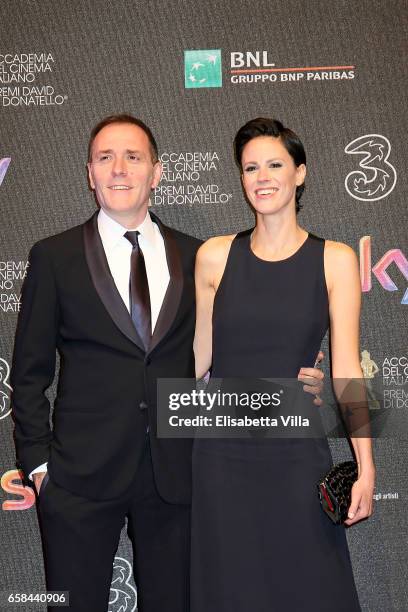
[29,462,48,481]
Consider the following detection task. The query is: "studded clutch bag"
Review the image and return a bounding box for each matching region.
[317,461,358,525]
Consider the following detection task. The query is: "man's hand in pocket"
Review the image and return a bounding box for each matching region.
[33,471,47,495]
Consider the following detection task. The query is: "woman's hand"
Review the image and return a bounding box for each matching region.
[344,467,375,526]
[298,351,324,405]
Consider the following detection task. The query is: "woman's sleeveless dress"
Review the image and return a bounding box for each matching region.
[191,230,361,612]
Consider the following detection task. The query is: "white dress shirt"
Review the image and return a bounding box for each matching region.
[30,208,170,480]
[97,208,170,330]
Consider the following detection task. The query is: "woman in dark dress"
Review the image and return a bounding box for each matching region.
[191,118,375,611]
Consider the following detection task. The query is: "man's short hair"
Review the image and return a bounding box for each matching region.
[88,114,159,163]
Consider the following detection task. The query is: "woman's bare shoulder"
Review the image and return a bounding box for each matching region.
[324,240,358,267]
[196,234,237,266]
[324,241,359,293]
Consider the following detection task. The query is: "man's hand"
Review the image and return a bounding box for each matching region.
[32,471,47,495]
[298,351,324,406]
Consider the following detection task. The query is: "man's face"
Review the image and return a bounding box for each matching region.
[87,123,161,221]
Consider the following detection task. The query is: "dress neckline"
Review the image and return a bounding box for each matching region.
[247,231,310,264]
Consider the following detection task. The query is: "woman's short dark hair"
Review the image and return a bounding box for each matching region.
[88,114,158,163]
[233,117,306,212]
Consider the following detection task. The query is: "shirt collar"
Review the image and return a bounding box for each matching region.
[97,208,156,249]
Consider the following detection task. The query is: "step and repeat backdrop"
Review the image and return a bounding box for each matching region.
[0,1,407,610]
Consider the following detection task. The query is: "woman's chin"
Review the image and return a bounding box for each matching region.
[252,200,288,216]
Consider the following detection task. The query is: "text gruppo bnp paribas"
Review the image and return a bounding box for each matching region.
[154,152,232,206]
[229,51,355,84]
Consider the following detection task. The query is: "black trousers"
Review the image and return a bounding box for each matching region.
[37,440,190,612]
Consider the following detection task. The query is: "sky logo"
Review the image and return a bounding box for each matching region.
[360,236,408,304]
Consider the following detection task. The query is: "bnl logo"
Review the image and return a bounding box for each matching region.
[360,237,408,304]
[184,50,222,88]
[0,158,11,186]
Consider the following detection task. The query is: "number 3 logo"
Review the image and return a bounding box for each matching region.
[344,134,397,201]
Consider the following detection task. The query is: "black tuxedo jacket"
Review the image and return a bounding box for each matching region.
[11,212,201,502]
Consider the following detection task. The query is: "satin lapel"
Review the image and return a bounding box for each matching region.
[149,213,184,354]
[83,212,145,351]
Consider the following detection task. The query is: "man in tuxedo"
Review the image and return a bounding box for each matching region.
[11,114,324,611]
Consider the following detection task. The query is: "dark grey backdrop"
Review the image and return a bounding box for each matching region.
[0,1,407,611]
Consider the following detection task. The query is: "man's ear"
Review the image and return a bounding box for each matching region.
[152,160,162,189]
[87,162,95,190]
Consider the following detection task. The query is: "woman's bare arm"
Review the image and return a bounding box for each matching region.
[193,236,234,379]
[325,240,375,525]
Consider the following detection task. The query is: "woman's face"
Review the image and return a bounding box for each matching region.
[241,136,306,215]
